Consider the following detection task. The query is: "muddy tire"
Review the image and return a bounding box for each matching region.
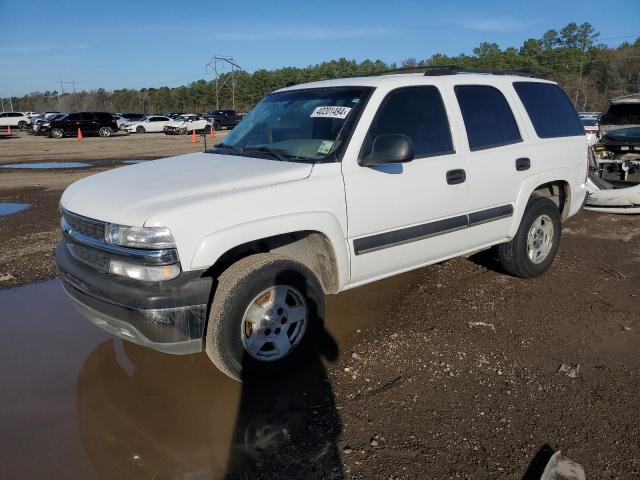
[497,197,561,278]
[51,128,64,139]
[205,253,324,382]
[136,125,145,133]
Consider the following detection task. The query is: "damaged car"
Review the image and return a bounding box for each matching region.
[163,114,211,135]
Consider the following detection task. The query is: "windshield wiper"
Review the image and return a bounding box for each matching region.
[241,145,290,162]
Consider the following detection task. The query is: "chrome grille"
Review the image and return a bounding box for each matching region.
[62,210,106,241]
[67,242,110,271]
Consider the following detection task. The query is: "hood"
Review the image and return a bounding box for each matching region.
[61,152,313,226]
[166,119,188,127]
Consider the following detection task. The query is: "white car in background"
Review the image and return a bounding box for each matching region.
[123,115,173,133]
[163,114,211,135]
[0,112,32,129]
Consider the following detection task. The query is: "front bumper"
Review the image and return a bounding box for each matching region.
[56,241,212,354]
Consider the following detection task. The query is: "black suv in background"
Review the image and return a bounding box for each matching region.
[203,109,243,130]
[46,112,118,138]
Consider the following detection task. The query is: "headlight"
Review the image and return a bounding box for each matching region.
[109,260,180,281]
[105,224,176,249]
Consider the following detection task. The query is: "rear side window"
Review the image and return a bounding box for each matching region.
[513,82,583,138]
[455,85,521,151]
[365,86,454,158]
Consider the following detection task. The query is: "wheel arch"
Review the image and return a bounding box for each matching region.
[509,170,573,238]
[191,212,349,294]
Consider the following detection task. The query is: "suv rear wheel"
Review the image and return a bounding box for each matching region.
[497,197,561,278]
[205,253,324,381]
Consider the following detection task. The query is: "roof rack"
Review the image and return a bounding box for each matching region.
[369,65,542,79]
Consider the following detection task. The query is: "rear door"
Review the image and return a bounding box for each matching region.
[343,83,470,285]
[451,82,534,244]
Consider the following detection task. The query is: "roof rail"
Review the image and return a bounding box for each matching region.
[363,65,543,79]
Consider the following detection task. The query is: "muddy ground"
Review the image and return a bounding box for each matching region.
[0,130,228,287]
[0,131,639,479]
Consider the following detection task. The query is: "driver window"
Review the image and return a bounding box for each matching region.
[363,86,454,159]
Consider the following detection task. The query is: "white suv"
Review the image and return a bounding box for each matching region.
[56,71,588,381]
[0,112,32,129]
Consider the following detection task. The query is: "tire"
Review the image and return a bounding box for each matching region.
[98,127,112,137]
[205,253,324,382]
[179,127,187,135]
[204,124,212,134]
[51,128,64,139]
[17,121,28,129]
[136,126,145,133]
[497,197,561,278]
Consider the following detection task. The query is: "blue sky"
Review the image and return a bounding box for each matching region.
[1,0,638,95]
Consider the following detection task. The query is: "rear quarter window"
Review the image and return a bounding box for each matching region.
[513,82,583,138]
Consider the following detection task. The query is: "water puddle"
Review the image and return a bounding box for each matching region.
[0,162,91,169]
[0,269,422,478]
[0,202,30,216]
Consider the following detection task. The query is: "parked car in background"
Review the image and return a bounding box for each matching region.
[203,109,243,130]
[113,114,128,128]
[599,94,640,136]
[46,112,119,138]
[123,115,173,133]
[580,116,599,144]
[163,114,211,135]
[0,112,32,129]
[30,113,68,135]
[57,71,588,381]
[163,112,185,119]
[24,111,39,118]
[119,113,147,123]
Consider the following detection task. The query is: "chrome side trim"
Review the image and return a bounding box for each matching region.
[62,217,179,265]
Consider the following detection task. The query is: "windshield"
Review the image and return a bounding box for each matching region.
[603,127,640,141]
[174,116,189,122]
[211,86,372,162]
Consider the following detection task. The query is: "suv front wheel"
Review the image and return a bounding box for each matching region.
[205,253,324,381]
[497,196,561,278]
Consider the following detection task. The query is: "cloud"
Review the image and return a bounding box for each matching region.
[456,17,539,33]
[210,27,392,41]
[0,43,91,54]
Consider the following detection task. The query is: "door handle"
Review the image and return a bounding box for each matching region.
[446,169,466,185]
[516,157,531,171]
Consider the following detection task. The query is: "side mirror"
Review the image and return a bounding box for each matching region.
[360,134,414,167]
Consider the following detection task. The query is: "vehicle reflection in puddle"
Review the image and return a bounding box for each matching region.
[0,202,30,216]
[0,162,91,169]
[0,270,420,478]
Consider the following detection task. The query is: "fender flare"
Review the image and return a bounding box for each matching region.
[189,211,350,289]
[508,168,574,238]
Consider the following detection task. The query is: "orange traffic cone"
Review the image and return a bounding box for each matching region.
[191,129,197,143]
[77,128,83,141]
[209,126,215,139]
[7,125,12,135]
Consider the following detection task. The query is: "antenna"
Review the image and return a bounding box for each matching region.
[206,55,241,110]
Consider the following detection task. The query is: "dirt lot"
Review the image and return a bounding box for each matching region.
[0,130,228,287]
[0,132,639,478]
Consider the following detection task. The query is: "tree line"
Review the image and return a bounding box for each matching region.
[8,23,640,115]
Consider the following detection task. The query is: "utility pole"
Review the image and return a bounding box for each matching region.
[206,55,241,110]
[60,81,79,111]
[9,91,13,111]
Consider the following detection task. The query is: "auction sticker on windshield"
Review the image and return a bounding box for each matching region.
[310,106,352,119]
[317,140,334,154]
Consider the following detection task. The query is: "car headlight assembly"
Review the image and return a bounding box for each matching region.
[105,224,176,249]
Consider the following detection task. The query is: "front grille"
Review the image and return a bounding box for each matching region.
[63,210,106,241]
[67,242,110,271]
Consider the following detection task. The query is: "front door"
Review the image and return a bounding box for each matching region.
[342,84,470,286]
